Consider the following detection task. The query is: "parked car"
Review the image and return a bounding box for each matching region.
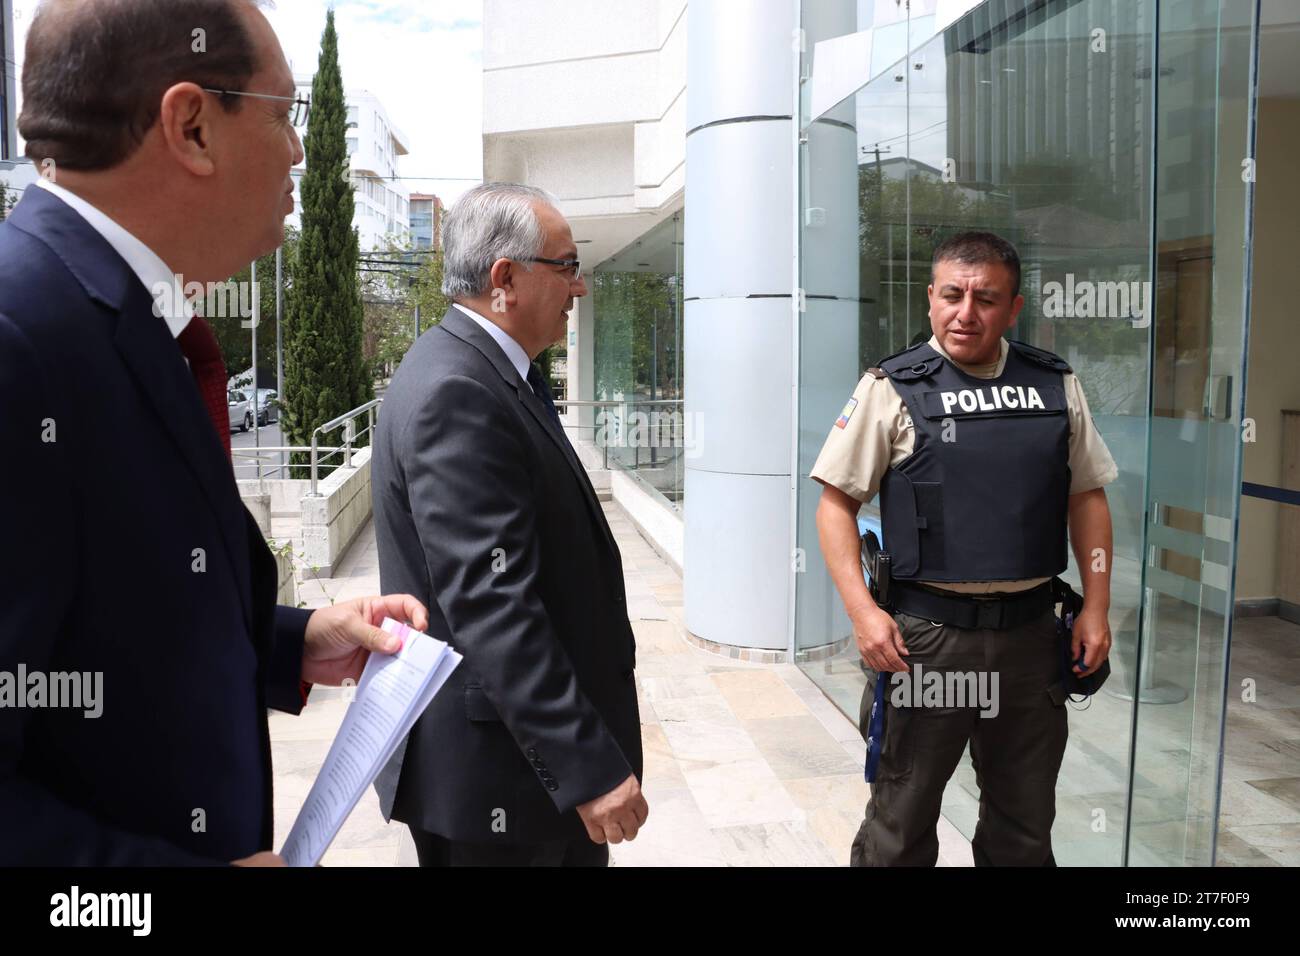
[253,388,279,426]
[227,389,253,433]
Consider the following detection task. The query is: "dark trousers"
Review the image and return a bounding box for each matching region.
[409,827,610,867]
[850,609,1068,867]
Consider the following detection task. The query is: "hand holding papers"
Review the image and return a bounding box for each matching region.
[280,618,461,867]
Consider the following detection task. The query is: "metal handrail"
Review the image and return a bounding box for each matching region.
[553,398,685,471]
[556,399,683,407]
[232,445,340,481]
[232,443,360,482]
[318,398,383,435]
[238,395,677,491]
[309,399,384,496]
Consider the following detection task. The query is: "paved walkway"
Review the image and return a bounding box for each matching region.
[269,503,976,867]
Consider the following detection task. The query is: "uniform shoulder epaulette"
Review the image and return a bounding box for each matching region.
[1009,340,1072,373]
[875,340,930,367]
[877,341,943,380]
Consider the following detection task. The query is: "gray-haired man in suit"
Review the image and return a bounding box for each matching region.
[372,183,648,866]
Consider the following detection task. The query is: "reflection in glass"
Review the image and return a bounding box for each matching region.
[591,213,686,509]
[797,0,1260,867]
[795,0,1197,867]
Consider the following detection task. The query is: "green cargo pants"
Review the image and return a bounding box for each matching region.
[849,609,1069,866]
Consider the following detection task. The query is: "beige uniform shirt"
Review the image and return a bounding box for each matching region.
[810,335,1118,594]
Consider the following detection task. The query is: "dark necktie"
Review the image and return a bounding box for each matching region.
[178,315,310,704]
[177,315,232,461]
[527,364,563,429]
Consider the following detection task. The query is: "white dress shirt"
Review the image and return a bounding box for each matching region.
[35,178,192,339]
[452,303,534,393]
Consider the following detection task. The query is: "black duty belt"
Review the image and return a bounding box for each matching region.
[891,579,1055,631]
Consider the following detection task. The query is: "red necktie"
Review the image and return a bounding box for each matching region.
[176,316,232,461]
[177,316,312,707]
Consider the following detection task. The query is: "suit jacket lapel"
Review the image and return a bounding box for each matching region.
[10,188,254,633]
[438,308,620,557]
[515,382,620,555]
[113,283,254,632]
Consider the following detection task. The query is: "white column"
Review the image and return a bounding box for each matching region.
[563,295,597,451]
[683,0,799,651]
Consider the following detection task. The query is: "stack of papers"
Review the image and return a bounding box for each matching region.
[280,618,462,867]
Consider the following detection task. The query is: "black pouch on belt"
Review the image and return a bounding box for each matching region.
[1048,577,1111,706]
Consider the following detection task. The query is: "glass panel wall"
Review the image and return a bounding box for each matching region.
[591,212,686,509]
[796,0,1257,865]
[1127,0,1258,867]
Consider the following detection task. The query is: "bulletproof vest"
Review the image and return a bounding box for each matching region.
[876,340,1072,582]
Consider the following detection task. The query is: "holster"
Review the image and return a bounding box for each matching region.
[860,530,892,611]
[1048,577,1111,705]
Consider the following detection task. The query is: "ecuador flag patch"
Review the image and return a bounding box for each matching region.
[835,397,858,429]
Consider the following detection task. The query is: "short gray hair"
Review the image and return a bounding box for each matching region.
[441,182,559,298]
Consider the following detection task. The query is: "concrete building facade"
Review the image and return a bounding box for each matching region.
[289,77,412,252]
[408,193,443,251]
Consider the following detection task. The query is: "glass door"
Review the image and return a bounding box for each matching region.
[1124,0,1260,866]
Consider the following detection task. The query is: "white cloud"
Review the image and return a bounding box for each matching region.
[10,0,485,206]
[265,0,484,205]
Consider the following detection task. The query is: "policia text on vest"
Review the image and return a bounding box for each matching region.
[935,383,1050,415]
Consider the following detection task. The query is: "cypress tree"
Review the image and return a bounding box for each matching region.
[283,9,366,473]
[348,225,374,425]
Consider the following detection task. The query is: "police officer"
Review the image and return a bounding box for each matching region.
[811,231,1117,866]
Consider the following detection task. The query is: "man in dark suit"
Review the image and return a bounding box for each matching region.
[0,0,425,865]
[372,183,647,866]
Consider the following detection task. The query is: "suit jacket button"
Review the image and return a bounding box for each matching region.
[526,748,539,759]
[546,781,559,792]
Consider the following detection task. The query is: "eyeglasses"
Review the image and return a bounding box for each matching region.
[202,88,311,126]
[528,257,583,281]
